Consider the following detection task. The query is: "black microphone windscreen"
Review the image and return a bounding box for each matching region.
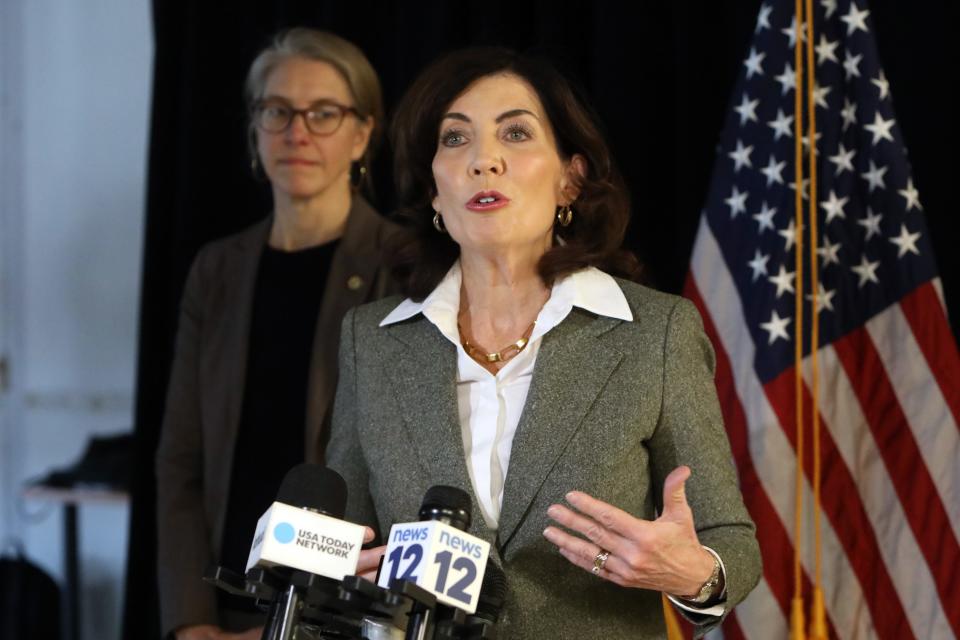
[276,464,347,518]
[473,561,507,623]
[419,485,472,530]
[420,485,471,513]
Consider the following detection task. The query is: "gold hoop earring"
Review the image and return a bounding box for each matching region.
[557,204,574,227]
[433,211,446,233]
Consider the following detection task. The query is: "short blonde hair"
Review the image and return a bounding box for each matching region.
[245,28,384,164]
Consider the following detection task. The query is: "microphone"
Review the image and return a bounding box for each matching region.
[462,561,506,637]
[244,464,366,640]
[377,486,491,615]
[245,463,365,581]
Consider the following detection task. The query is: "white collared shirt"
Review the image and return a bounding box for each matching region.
[380,261,632,528]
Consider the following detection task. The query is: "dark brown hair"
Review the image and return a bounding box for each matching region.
[389,47,642,300]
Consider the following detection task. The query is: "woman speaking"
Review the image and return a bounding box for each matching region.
[328,48,760,638]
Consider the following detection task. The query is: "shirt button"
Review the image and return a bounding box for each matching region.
[347,275,364,290]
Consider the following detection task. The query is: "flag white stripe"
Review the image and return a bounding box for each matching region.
[865,304,960,543]
[933,277,947,313]
[807,345,951,640]
[734,577,788,640]
[691,219,877,639]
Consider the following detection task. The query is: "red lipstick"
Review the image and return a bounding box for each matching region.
[465,190,510,212]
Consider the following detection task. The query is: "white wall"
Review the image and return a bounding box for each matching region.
[0,0,152,638]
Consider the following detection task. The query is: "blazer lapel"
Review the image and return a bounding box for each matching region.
[380,317,476,496]
[306,197,387,461]
[497,309,624,550]
[209,219,269,537]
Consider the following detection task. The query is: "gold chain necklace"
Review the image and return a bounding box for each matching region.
[459,320,536,364]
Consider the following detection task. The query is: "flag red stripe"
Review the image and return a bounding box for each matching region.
[686,281,827,635]
[764,368,915,639]
[899,282,960,428]
[833,327,960,636]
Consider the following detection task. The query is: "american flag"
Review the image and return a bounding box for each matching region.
[684,1,960,638]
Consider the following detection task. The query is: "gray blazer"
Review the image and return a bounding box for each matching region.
[155,197,396,636]
[327,278,760,639]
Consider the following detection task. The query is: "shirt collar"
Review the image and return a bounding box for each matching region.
[379,261,633,330]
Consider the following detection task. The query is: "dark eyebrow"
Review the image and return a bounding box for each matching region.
[260,95,344,107]
[495,108,538,123]
[440,112,471,123]
[439,109,539,124]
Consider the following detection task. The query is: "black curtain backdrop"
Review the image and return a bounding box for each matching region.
[124,1,956,637]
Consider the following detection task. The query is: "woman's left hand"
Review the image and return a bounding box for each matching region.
[543,465,715,597]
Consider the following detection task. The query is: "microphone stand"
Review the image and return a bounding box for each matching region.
[204,564,494,639]
[267,583,302,640]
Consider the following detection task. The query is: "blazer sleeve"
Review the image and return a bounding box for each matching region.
[646,298,762,635]
[155,253,219,636]
[327,307,380,537]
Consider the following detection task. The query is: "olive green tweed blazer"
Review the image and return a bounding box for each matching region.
[327,278,761,639]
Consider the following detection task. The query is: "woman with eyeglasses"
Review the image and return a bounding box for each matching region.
[155,28,395,640]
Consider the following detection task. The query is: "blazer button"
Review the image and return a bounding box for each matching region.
[347,275,364,290]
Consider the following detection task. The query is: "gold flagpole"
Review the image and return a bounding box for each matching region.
[805,0,828,636]
[790,0,807,637]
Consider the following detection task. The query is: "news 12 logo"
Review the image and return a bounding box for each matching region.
[378,522,489,612]
[273,522,296,544]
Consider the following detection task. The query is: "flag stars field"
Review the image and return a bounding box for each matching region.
[898,178,922,211]
[815,34,840,65]
[767,108,794,140]
[748,249,771,281]
[857,207,883,240]
[729,139,754,171]
[843,50,863,78]
[828,142,856,175]
[752,201,778,233]
[735,94,761,125]
[817,235,842,267]
[744,48,767,79]
[760,310,792,344]
[889,224,921,258]
[725,185,750,217]
[860,160,888,192]
[851,254,881,287]
[821,190,850,223]
[768,264,797,298]
[807,283,837,313]
[840,2,871,35]
[864,111,895,145]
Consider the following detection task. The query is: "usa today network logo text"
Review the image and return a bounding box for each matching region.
[273,522,356,558]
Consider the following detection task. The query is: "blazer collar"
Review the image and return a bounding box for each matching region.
[380,262,633,331]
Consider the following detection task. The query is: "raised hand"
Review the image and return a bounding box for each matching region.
[542,465,715,597]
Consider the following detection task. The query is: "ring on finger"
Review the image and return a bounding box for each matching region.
[592,549,610,576]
